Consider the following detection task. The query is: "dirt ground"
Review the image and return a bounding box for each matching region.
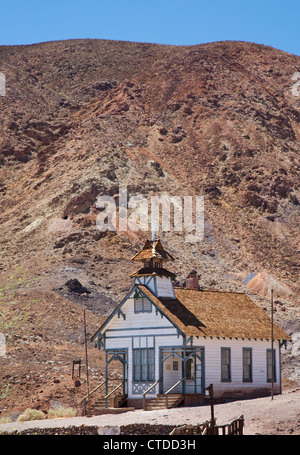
[0,387,299,435]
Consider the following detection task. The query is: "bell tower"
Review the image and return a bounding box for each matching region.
[130,239,176,298]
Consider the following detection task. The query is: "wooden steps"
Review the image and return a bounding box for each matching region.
[145,394,184,411]
[85,393,184,414]
[86,394,128,416]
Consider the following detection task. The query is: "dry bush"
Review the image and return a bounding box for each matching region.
[17,408,46,422]
[47,407,77,419]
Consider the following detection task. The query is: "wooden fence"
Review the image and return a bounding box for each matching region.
[170,415,244,436]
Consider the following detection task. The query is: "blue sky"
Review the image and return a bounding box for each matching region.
[0,0,299,56]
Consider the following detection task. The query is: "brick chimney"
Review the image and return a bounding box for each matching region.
[185,270,199,290]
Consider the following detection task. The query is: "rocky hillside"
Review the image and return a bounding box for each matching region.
[0,39,299,416]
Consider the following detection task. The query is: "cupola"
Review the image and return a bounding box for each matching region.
[130,239,176,298]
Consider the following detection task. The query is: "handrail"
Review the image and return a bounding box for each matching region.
[82,380,107,415]
[143,379,161,410]
[164,378,184,395]
[104,382,123,408]
[165,378,184,408]
[82,379,106,402]
[82,378,124,414]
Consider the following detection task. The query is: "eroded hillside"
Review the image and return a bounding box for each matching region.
[0,39,299,415]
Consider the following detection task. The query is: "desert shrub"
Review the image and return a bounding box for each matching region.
[47,407,77,419]
[17,408,46,422]
[0,416,12,424]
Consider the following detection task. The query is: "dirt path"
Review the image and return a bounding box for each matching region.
[0,389,299,435]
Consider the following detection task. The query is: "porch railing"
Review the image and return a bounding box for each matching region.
[165,378,184,408]
[82,379,106,415]
[143,379,161,410]
[82,378,126,414]
[104,382,123,408]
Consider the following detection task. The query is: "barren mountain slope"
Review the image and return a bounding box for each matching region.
[0,39,299,415]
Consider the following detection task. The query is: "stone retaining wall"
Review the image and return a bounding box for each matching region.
[0,423,178,435]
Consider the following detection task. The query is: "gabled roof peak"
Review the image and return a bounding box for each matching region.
[131,239,175,262]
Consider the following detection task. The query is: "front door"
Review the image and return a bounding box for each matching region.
[160,347,184,394]
[160,347,204,394]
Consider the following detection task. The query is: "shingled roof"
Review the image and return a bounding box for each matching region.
[131,240,175,262]
[130,266,176,279]
[139,285,290,341]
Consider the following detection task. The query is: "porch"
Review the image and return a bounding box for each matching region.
[103,345,205,398]
[159,346,205,395]
[82,345,205,414]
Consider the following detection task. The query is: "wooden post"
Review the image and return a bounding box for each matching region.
[271,289,274,400]
[210,384,215,431]
[205,383,215,431]
[84,309,90,397]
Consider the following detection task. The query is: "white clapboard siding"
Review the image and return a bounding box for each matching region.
[106,333,183,398]
[101,290,283,399]
[193,337,281,393]
[104,295,178,354]
[104,297,175,333]
[103,297,181,398]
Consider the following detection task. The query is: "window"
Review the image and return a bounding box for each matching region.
[133,348,154,381]
[221,348,231,382]
[243,348,253,382]
[267,349,276,382]
[134,290,152,313]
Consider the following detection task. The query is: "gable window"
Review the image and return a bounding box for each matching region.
[243,348,253,382]
[134,290,152,313]
[133,348,154,382]
[267,349,276,382]
[221,347,231,382]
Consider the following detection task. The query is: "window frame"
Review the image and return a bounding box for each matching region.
[242,348,253,382]
[221,347,231,382]
[134,296,152,314]
[133,347,155,382]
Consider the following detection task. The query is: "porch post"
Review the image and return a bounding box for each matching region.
[123,353,127,395]
[105,351,108,396]
[159,348,163,394]
[123,359,125,394]
[182,337,186,395]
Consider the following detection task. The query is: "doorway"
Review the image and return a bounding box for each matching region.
[160,347,204,394]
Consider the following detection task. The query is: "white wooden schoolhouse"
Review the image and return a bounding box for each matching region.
[91,239,290,409]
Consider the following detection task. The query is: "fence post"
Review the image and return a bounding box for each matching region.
[239,415,244,435]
